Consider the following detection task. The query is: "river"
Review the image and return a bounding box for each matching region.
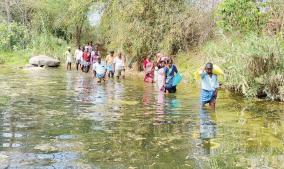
[0,67,283,168]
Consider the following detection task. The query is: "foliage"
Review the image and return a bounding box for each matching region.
[96,0,214,61]
[204,33,284,101]
[216,0,267,33]
[0,22,30,50]
[29,33,68,61]
[266,0,284,36]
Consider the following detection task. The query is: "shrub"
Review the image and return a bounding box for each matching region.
[216,0,267,33]
[96,0,214,62]
[0,22,30,50]
[204,34,284,101]
[29,33,68,61]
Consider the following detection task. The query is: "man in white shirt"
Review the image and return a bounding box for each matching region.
[113,52,126,79]
[199,62,220,109]
[93,57,107,83]
[74,46,83,71]
[65,47,72,71]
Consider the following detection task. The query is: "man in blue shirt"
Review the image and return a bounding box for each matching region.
[93,57,107,83]
[200,63,219,109]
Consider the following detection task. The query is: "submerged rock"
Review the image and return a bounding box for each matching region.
[21,64,44,71]
[29,55,60,67]
[34,144,57,152]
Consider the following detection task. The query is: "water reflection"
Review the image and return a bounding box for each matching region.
[199,108,217,155]
[0,67,284,168]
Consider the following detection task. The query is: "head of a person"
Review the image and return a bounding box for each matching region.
[68,47,71,52]
[110,51,114,56]
[156,52,163,58]
[78,45,81,50]
[97,57,101,63]
[159,61,165,68]
[118,52,122,58]
[205,62,213,75]
[166,58,173,67]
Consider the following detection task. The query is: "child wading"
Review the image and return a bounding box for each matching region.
[200,63,219,109]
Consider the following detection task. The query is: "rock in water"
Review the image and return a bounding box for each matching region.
[29,55,60,67]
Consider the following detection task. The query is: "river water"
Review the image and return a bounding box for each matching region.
[0,67,283,169]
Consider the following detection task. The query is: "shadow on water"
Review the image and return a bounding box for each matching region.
[0,67,283,168]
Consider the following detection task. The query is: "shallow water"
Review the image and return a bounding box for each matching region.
[0,67,283,169]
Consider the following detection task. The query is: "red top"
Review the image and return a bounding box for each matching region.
[143,59,149,69]
[83,52,90,62]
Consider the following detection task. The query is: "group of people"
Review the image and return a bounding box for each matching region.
[65,42,126,83]
[143,52,180,94]
[66,43,219,109]
[143,53,219,109]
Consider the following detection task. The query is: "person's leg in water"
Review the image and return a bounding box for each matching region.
[76,60,79,71]
[109,70,114,78]
[122,69,125,79]
[67,62,71,70]
[116,69,121,80]
[97,77,102,83]
[111,71,114,78]
[108,71,110,78]
[209,91,217,110]
[93,71,97,78]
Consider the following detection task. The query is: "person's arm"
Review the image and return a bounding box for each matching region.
[104,65,107,76]
[199,66,206,79]
[174,65,178,73]
[215,75,220,89]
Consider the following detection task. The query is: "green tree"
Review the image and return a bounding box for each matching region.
[216,0,267,33]
[97,0,214,62]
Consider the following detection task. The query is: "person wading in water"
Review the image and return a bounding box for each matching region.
[199,62,220,110]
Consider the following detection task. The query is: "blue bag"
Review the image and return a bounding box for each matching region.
[172,73,182,86]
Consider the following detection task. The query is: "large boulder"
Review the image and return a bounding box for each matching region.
[29,55,60,67]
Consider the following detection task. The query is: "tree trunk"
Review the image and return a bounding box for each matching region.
[5,0,11,23]
[75,20,84,47]
[76,26,82,47]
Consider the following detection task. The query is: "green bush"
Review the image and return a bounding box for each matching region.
[204,34,284,101]
[0,22,30,50]
[216,0,267,33]
[29,33,68,61]
[96,0,214,62]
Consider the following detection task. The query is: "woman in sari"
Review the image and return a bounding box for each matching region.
[143,56,154,83]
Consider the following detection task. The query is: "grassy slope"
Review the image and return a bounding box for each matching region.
[175,49,205,84]
[0,50,31,66]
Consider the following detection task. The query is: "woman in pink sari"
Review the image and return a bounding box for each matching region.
[143,56,154,83]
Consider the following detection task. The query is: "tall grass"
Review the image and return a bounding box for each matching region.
[29,33,69,62]
[204,34,284,101]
